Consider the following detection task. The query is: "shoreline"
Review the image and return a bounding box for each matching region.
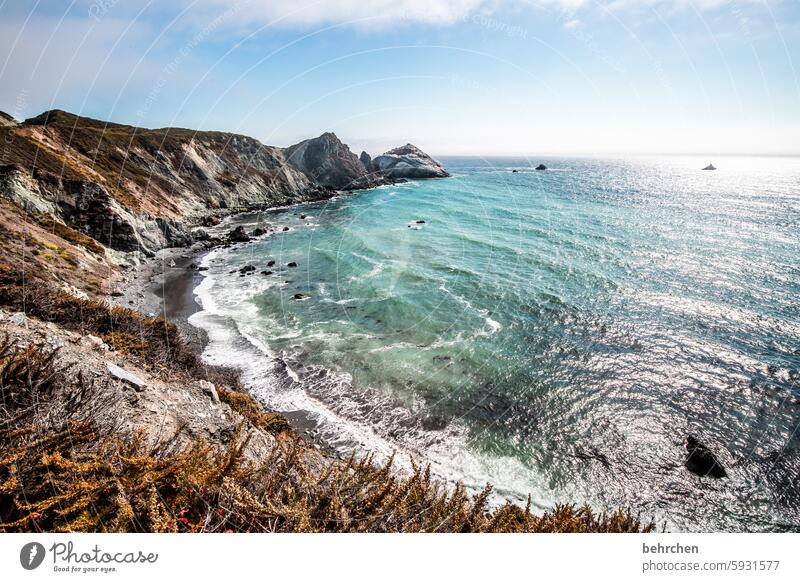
[111,211,344,453]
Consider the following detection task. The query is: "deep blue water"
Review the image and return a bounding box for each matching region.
[191,155,800,532]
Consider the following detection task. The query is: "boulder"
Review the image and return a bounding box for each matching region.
[684,435,727,478]
[252,227,267,237]
[198,380,219,403]
[106,361,147,392]
[239,265,255,273]
[535,164,547,171]
[372,144,449,179]
[702,164,716,171]
[287,261,298,268]
[228,225,251,242]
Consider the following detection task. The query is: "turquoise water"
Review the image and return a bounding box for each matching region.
[191,156,800,532]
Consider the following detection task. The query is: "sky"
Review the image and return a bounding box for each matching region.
[0,0,798,156]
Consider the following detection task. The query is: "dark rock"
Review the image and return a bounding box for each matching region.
[252,227,266,237]
[512,169,518,173]
[197,266,208,271]
[282,226,290,232]
[684,435,727,478]
[266,260,275,267]
[292,293,307,300]
[287,262,298,268]
[421,415,449,431]
[702,164,716,171]
[239,265,256,273]
[300,214,307,219]
[228,225,251,242]
[359,151,374,172]
[109,290,124,297]
[415,220,425,224]
[260,270,273,275]
[283,132,388,190]
[535,164,547,171]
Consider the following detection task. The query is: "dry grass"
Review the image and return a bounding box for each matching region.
[0,337,656,533]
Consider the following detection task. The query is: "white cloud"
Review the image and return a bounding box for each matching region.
[197,0,491,28]
[190,0,777,29]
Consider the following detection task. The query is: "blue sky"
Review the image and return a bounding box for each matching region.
[0,0,798,155]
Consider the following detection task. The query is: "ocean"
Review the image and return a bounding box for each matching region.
[188,155,800,532]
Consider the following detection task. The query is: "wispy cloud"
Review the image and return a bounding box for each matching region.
[187,0,779,29]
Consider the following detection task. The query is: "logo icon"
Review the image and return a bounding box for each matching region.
[20,542,46,570]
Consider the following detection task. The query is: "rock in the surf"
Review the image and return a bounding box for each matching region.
[684,435,727,478]
[228,225,251,242]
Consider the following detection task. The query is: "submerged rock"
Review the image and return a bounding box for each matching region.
[684,435,727,478]
[372,144,449,179]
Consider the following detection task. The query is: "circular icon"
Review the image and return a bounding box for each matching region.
[20,542,46,570]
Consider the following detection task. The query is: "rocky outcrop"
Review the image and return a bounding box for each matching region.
[372,143,449,179]
[283,132,388,190]
[0,110,328,255]
[359,151,374,172]
[685,436,727,478]
[0,111,17,127]
[0,109,450,257]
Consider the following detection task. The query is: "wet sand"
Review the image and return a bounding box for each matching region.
[112,245,211,353]
[110,237,336,454]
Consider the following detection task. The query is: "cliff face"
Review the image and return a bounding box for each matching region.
[0,110,448,261]
[283,132,389,190]
[0,110,326,255]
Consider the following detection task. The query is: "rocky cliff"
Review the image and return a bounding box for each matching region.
[0,109,448,261]
[283,132,389,190]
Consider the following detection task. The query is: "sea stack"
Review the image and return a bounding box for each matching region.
[372,144,450,179]
[684,436,727,478]
[702,163,716,170]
